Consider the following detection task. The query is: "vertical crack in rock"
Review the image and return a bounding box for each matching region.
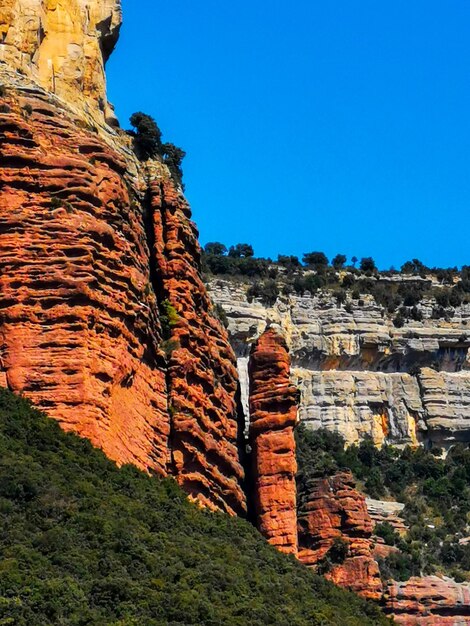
[0,0,249,516]
[147,173,246,516]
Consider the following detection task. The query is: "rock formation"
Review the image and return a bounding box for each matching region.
[248,328,298,554]
[366,497,407,535]
[385,576,470,625]
[0,1,245,516]
[297,471,383,601]
[208,279,470,451]
[2,3,470,624]
[0,0,121,124]
[149,175,245,514]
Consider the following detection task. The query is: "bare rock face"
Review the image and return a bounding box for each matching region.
[208,279,470,451]
[0,5,246,516]
[297,471,383,601]
[248,328,298,554]
[385,576,470,625]
[0,0,122,123]
[0,86,171,474]
[149,176,245,515]
[366,498,407,535]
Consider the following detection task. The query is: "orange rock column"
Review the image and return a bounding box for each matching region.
[248,328,298,554]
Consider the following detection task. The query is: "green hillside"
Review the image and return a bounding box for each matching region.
[0,390,390,625]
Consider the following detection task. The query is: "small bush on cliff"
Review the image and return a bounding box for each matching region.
[278,254,301,270]
[374,522,402,547]
[130,112,162,159]
[204,242,227,256]
[246,279,279,306]
[302,251,329,270]
[360,257,377,273]
[0,389,391,625]
[202,244,270,278]
[129,113,186,185]
[160,298,179,339]
[162,338,180,357]
[228,243,255,258]
[213,302,229,328]
[332,254,347,270]
[162,142,186,186]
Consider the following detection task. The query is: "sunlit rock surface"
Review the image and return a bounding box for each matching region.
[248,328,298,553]
[209,279,470,450]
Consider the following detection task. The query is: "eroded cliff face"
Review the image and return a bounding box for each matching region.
[0,0,122,124]
[0,4,246,516]
[209,279,470,451]
[297,471,383,601]
[248,328,298,554]
[298,470,470,623]
[2,4,469,623]
[385,577,470,625]
[149,176,245,514]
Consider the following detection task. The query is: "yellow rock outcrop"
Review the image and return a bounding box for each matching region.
[0,0,121,123]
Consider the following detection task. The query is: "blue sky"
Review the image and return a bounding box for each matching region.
[107,0,470,269]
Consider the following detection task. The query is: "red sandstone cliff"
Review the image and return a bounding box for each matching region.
[0,87,171,475]
[297,470,470,622]
[385,576,470,625]
[149,177,245,514]
[297,471,383,601]
[248,327,298,554]
[0,11,245,515]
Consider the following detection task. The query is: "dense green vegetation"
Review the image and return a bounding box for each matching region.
[0,390,391,625]
[295,425,470,583]
[203,243,470,316]
[129,112,185,185]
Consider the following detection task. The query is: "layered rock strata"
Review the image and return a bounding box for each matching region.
[248,328,298,554]
[0,6,246,516]
[297,471,383,601]
[208,279,470,450]
[0,84,172,474]
[385,576,470,625]
[149,176,245,514]
[366,498,407,535]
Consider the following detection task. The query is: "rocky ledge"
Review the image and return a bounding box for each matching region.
[208,278,470,450]
[385,576,470,625]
